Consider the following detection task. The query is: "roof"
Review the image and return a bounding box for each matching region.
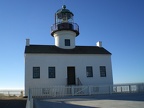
[56,5,74,16]
[25,45,111,55]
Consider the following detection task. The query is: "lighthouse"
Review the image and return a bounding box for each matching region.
[24,5,113,96]
[51,5,79,49]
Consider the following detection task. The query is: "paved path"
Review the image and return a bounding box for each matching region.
[0,97,26,108]
[34,93,144,108]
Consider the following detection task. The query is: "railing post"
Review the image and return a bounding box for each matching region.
[29,88,33,108]
[137,84,140,93]
[28,88,31,101]
[121,86,123,93]
[129,85,131,93]
[88,86,91,95]
[109,85,112,94]
[116,86,117,93]
[72,86,74,96]
[143,83,144,92]
[8,91,10,96]
[20,91,23,97]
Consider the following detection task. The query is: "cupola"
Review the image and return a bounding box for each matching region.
[51,5,79,49]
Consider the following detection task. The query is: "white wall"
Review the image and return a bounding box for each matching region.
[53,30,76,49]
[25,54,113,96]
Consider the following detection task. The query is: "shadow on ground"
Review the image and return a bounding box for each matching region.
[92,93,144,101]
[34,99,100,108]
[34,93,144,108]
[0,98,26,108]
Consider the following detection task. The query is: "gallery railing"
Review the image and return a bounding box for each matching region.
[51,22,79,36]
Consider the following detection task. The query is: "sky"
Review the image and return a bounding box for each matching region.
[0,0,144,90]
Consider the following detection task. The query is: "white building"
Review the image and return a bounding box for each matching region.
[24,5,113,96]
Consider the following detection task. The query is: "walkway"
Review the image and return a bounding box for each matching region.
[34,93,144,108]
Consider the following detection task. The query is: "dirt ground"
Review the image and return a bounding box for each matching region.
[0,97,27,108]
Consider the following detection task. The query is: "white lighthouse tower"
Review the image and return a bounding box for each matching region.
[51,5,79,49]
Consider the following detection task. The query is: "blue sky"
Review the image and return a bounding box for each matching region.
[0,0,144,89]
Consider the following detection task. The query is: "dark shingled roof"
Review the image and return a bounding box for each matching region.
[25,45,111,55]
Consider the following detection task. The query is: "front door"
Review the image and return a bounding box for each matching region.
[67,67,76,85]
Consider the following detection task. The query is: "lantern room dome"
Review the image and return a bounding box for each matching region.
[56,5,74,16]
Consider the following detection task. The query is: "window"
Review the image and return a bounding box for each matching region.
[33,67,40,78]
[65,39,70,46]
[100,66,106,77]
[86,66,93,77]
[48,67,55,78]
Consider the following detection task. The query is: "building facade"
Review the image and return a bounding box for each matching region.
[24,5,113,96]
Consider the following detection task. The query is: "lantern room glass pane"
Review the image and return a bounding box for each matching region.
[56,13,73,23]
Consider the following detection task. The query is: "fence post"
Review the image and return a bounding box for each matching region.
[143,83,144,92]
[28,89,31,101]
[129,85,131,93]
[72,86,74,96]
[8,91,10,96]
[137,84,140,93]
[88,86,91,95]
[20,91,23,97]
[30,98,33,108]
[109,85,112,94]
[29,88,33,108]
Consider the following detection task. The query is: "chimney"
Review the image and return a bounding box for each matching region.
[26,39,30,46]
[96,41,102,47]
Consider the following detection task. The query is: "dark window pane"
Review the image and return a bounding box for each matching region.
[33,67,40,78]
[86,66,93,77]
[48,67,55,78]
[65,39,70,46]
[100,66,106,77]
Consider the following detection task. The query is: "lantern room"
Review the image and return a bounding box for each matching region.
[51,5,79,36]
[56,5,74,23]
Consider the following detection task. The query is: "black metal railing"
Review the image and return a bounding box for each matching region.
[51,22,79,36]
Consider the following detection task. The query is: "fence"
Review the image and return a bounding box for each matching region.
[113,83,144,93]
[1,83,143,98]
[29,83,144,98]
[0,90,24,97]
[26,83,144,108]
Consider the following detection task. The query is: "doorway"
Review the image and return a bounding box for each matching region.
[67,67,76,85]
